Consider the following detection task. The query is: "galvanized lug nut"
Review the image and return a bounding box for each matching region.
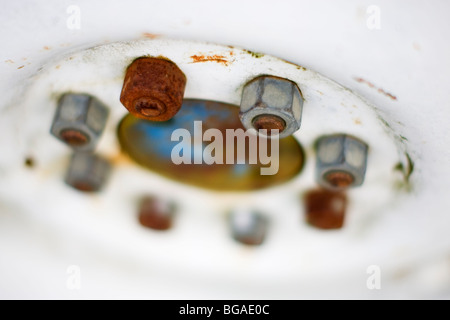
[50,93,110,151]
[120,57,187,122]
[229,209,268,246]
[316,134,369,190]
[304,188,347,230]
[239,75,303,138]
[65,152,111,192]
[138,196,175,231]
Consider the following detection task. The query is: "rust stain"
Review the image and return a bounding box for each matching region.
[118,99,304,192]
[190,54,229,66]
[5,59,14,64]
[325,171,354,188]
[142,32,160,39]
[353,118,362,125]
[252,114,286,134]
[24,157,35,168]
[304,189,347,230]
[17,65,24,69]
[138,197,174,231]
[43,46,51,50]
[60,129,89,147]
[120,57,186,121]
[154,55,172,62]
[354,77,397,101]
[106,152,133,166]
[412,42,421,51]
[55,65,61,69]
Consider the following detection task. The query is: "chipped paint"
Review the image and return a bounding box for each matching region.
[190,54,230,66]
[142,32,161,39]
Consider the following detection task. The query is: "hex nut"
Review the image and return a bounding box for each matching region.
[316,134,369,190]
[65,152,111,192]
[138,196,175,231]
[120,57,187,121]
[239,75,303,138]
[50,93,109,151]
[229,209,268,246]
[304,188,347,229]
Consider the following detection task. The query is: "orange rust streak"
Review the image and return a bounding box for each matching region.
[354,77,397,101]
[190,54,229,66]
[142,32,160,39]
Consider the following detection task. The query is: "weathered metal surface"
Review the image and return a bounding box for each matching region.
[2,34,428,299]
[304,189,347,230]
[118,99,304,191]
[239,75,303,138]
[138,196,175,231]
[315,134,368,190]
[50,93,109,151]
[229,209,268,246]
[64,152,111,192]
[120,57,186,121]
[252,114,286,134]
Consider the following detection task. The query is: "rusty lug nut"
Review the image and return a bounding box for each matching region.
[316,134,368,190]
[138,196,175,231]
[65,152,111,192]
[229,209,268,246]
[240,75,303,138]
[120,57,187,121]
[304,189,347,230]
[50,93,109,151]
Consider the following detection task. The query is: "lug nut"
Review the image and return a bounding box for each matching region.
[65,152,111,192]
[229,209,268,246]
[316,134,368,190]
[138,196,175,231]
[50,93,109,151]
[304,188,347,230]
[239,75,303,138]
[120,57,187,121]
